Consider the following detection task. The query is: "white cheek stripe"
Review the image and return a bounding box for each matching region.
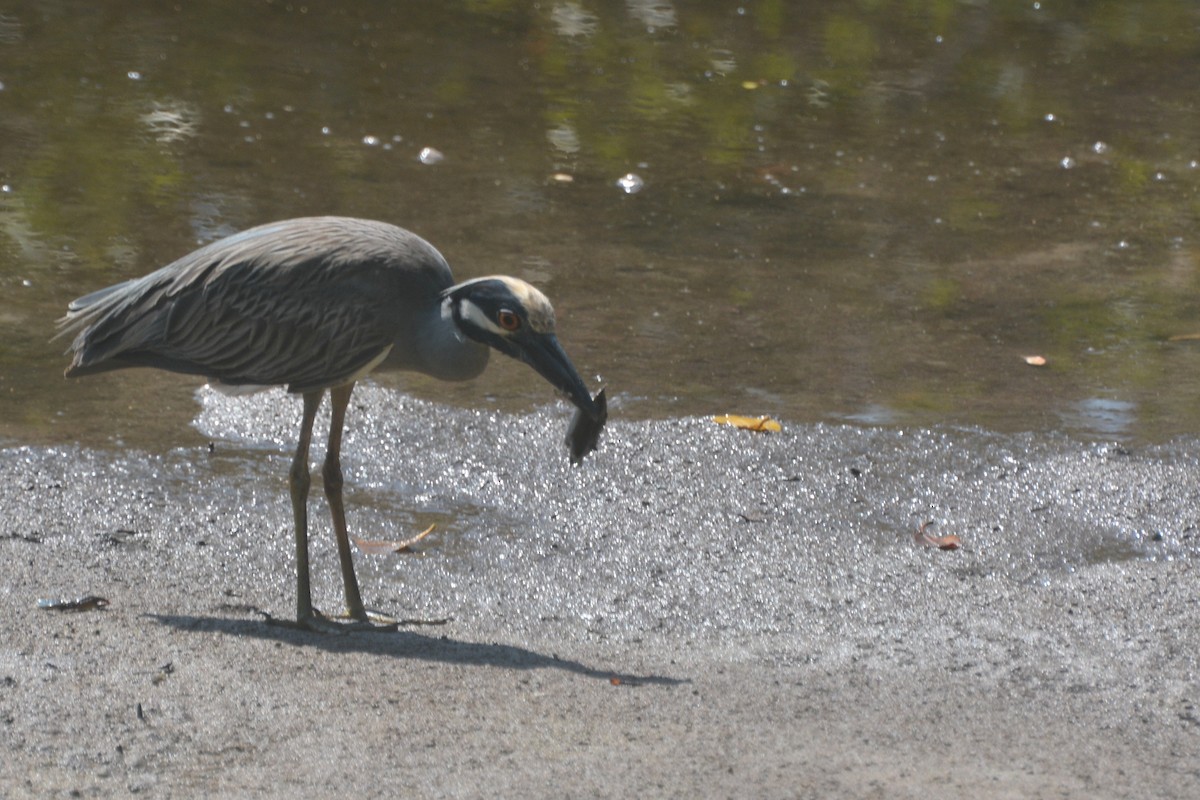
[459,298,508,336]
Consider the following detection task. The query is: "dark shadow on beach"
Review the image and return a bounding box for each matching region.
[148,612,688,688]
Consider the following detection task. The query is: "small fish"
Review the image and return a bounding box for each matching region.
[566,388,607,465]
[37,595,110,612]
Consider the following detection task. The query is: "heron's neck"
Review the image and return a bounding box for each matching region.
[404,306,489,382]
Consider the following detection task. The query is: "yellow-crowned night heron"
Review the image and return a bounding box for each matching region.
[57,216,606,632]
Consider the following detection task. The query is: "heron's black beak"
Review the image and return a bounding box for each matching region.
[518,333,602,420]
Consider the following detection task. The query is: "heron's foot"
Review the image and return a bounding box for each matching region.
[329,607,402,632]
[262,608,398,634]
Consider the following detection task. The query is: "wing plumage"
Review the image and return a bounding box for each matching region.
[58,217,455,393]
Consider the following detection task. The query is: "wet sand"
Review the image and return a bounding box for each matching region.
[2,385,1198,798]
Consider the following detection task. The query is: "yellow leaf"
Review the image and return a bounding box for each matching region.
[713,414,782,433]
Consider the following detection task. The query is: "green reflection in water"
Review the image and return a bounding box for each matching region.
[2,1,1200,448]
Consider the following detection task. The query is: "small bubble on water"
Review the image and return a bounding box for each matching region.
[418,147,444,165]
[616,173,644,194]
[127,70,142,81]
[1155,171,1166,181]
[320,126,331,135]
[223,104,234,113]
[1092,141,1108,154]
[1043,112,1056,122]
[1117,240,1131,250]
[1060,156,1076,169]
[21,278,32,287]
[1,184,10,193]
[362,135,380,146]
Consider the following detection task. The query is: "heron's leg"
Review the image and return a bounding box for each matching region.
[323,382,369,622]
[289,390,324,624]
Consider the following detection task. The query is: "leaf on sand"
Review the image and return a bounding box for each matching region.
[1168,333,1200,342]
[353,524,435,555]
[1022,355,1047,366]
[713,414,782,433]
[914,522,961,550]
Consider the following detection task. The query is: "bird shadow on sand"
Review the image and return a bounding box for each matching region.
[147,612,688,688]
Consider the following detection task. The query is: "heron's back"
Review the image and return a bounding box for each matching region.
[59,217,461,393]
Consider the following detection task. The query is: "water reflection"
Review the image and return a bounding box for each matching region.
[840,405,902,428]
[2,1,1200,447]
[1059,397,1137,439]
[552,3,599,39]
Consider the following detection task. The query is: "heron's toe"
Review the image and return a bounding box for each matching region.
[264,608,394,635]
[331,607,400,632]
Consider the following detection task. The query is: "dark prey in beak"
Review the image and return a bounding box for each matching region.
[511,332,606,464]
[566,387,607,464]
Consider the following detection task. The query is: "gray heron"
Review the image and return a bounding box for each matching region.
[57,216,606,632]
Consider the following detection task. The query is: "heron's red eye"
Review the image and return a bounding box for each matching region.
[497,309,521,331]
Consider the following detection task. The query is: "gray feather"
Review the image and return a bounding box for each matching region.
[58,217,476,393]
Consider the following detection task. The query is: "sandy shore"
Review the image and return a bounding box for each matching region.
[2,386,1198,798]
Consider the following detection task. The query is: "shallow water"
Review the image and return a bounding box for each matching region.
[3,2,1200,448]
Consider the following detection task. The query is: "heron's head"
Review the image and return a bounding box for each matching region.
[442,276,602,420]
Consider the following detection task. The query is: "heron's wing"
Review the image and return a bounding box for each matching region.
[163,263,399,389]
[59,218,453,392]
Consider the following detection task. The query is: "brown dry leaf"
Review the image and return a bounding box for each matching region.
[914,521,962,551]
[713,414,782,433]
[1168,332,1200,342]
[1023,355,1047,366]
[930,534,962,550]
[353,524,435,555]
